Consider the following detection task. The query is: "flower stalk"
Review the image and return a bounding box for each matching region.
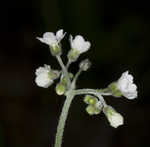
[54,91,74,147]
[56,55,71,89]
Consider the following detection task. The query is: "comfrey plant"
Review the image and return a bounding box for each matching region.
[35,29,138,147]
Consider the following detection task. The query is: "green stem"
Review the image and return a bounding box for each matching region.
[54,92,74,147]
[66,60,71,69]
[74,88,108,107]
[71,68,82,89]
[56,55,71,88]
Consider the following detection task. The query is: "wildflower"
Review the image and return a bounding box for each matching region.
[35,64,60,88]
[68,35,91,61]
[117,71,137,99]
[37,29,66,55]
[70,35,91,53]
[104,106,124,128]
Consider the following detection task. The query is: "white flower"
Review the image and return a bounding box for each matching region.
[37,29,66,47]
[117,71,137,99]
[70,35,91,54]
[104,106,124,128]
[35,64,60,88]
[35,65,53,88]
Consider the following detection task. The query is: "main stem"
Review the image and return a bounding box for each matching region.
[54,92,74,147]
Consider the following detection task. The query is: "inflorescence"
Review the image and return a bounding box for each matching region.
[35,29,138,147]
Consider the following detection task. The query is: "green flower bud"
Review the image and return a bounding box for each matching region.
[84,95,98,105]
[86,105,96,115]
[86,102,102,116]
[61,76,67,85]
[94,107,102,115]
[69,73,74,80]
[61,73,73,85]
[55,83,66,95]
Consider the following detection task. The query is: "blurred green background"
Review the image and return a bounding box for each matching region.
[0,0,149,147]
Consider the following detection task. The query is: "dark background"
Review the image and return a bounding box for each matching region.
[0,0,149,147]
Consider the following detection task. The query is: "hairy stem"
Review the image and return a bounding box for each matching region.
[66,60,71,69]
[54,92,74,147]
[74,88,109,107]
[71,68,82,89]
[56,55,71,88]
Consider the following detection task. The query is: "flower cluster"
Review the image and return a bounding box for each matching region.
[84,95,102,115]
[35,29,138,133]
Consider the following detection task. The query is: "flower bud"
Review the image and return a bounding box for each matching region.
[103,106,124,128]
[79,59,91,71]
[55,83,66,95]
[84,95,98,105]
[86,102,102,115]
[61,73,74,85]
[86,105,96,115]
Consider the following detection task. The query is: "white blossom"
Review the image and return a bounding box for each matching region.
[37,29,66,47]
[35,64,60,88]
[70,35,91,54]
[117,71,137,99]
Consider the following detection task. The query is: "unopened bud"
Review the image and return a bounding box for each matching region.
[103,105,124,128]
[86,105,96,115]
[84,95,98,105]
[61,73,73,85]
[55,83,66,95]
[86,102,102,116]
[79,59,91,71]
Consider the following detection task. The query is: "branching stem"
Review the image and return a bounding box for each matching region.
[56,55,71,88]
[71,68,82,89]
